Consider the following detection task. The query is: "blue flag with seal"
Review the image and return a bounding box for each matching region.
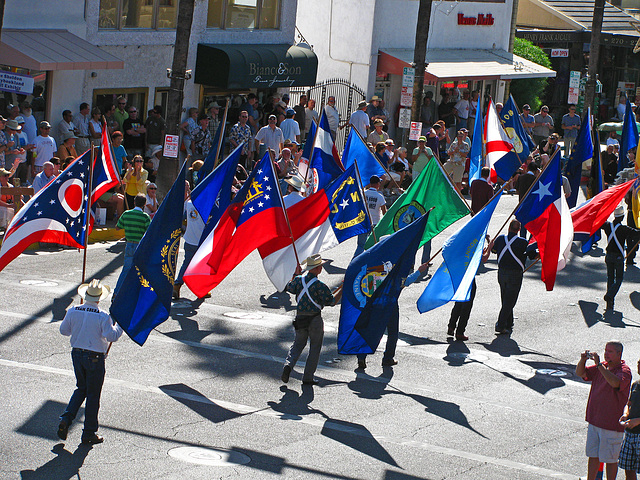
[566,109,592,209]
[500,95,536,162]
[469,106,483,183]
[191,143,242,244]
[110,162,188,346]
[341,128,386,183]
[338,212,430,355]
[417,190,501,313]
[620,95,639,172]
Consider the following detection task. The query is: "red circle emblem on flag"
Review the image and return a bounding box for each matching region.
[58,178,85,218]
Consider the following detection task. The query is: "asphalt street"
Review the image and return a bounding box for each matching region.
[1,191,639,480]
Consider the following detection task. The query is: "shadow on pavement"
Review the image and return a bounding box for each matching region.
[259,290,295,312]
[20,443,92,480]
[322,259,346,276]
[579,300,602,327]
[159,383,249,424]
[16,400,78,441]
[384,471,434,480]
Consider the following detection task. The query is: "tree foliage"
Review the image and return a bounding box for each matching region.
[510,38,551,112]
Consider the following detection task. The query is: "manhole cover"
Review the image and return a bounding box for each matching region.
[224,312,263,320]
[536,368,568,377]
[168,446,250,466]
[20,280,58,287]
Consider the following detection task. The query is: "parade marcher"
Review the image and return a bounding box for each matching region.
[283,174,306,208]
[603,205,640,311]
[353,175,386,258]
[576,341,632,480]
[490,219,535,335]
[114,194,151,296]
[281,254,342,385]
[57,279,123,445]
[470,167,494,215]
[618,357,640,479]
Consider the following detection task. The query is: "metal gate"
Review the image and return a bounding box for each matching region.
[290,78,366,152]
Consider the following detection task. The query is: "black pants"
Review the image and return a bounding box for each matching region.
[449,280,476,335]
[628,213,637,263]
[496,269,523,332]
[605,253,624,302]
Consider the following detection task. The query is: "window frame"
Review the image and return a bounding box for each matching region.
[206,0,281,30]
[99,0,178,31]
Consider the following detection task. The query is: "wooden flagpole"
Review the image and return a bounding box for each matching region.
[102,115,129,211]
[213,97,230,168]
[81,145,96,285]
[268,149,300,266]
[301,115,321,193]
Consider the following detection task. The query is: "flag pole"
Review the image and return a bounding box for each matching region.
[353,158,377,244]
[302,115,321,192]
[488,146,560,244]
[213,97,230,168]
[102,116,129,211]
[351,126,402,190]
[430,149,473,213]
[268,149,301,266]
[81,145,96,285]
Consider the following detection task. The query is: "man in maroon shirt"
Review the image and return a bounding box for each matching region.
[469,167,494,215]
[576,341,632,480]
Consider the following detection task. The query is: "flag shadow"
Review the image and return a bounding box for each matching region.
[259,291,296,311]
[20,443,92,480]
[579,300,602,327]
[322,259,347,275]
[16,399,78,441]
[159,383,251,424]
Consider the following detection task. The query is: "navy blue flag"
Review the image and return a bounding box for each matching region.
[566,108,593,208]
[191,143,242,243]
[337,212,430,355]
[620,95,639,172]
[500,95,536,163]
[342,128,386,182]
[199,119,226,180]
[110,162,188,346]
[301,120,316,164]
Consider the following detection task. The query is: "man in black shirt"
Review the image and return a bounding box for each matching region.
[490,220,535,335]
[602,206,640,311]
[122,108,146,159]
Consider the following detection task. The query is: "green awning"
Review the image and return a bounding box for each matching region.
[195,43,318,89]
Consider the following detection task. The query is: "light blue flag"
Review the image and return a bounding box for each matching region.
[341,129,385,182]
[620,95,639,172]
[417,190,502,313]
[469,107,483,183]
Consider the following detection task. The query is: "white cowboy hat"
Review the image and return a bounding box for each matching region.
[302,254,326,271]
[614,205,625,218]
[77,279,111,301]
[284,174,305,192]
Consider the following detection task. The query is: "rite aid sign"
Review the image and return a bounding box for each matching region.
[457,13,495,26]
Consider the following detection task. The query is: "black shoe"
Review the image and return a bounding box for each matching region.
[447,328,455,337]
[281,365,291,383]
[302,379,319,385]
[57,420,68,441]
[357,359,366,369]
[382,359,398,366]
[81,433,104,445]
[495,329,510,335]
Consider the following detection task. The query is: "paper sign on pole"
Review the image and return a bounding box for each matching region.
[409,122,422,140]
[163,134,180,158]
[401,86,413,107]
[568,71,580,104]
[398,108,411,129]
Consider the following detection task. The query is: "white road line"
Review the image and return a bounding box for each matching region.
[0,358,578,479]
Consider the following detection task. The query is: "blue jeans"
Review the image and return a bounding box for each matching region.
[60,349,106,437]
[605,253,624,302]
[175,242,198,285]
[114,241,137,296]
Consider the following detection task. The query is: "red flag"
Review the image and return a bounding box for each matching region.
[183,154,289,298]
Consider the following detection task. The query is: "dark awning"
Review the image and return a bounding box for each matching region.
[195,43,317,89]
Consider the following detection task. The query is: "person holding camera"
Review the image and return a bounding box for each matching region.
[576,341,632,480]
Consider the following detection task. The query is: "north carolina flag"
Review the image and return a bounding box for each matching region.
[484,97,521,182]
[572,179,634,245]
[183,153,289,298]
[515,150,573,291]
[259,164,371,291]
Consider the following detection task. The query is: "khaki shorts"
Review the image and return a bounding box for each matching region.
[444,161,464,183]
[586,424,624,463]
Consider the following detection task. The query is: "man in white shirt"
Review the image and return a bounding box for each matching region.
[280,108,301,143]
[73,102,91,154]
[283,174,306,208]
[56,110,77,145]
[57,279,123,445]
[34,121,57,176]
[324,96,340,139]
[354,175,387,258]
[305,99,319,137]
[453,90,471,131]
[255,115,284,157]
[347,100,370,139]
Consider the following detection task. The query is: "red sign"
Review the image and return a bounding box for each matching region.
[457,13,494,26]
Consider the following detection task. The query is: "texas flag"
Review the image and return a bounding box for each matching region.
[259,164,371,291]
[515,150,573,291]
[484,97,521,182]
[183,153,290,298]
[298,111,343,193]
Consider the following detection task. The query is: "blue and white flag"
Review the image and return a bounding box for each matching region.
[500,95,536,163]
[417,190,501,313]
[299,112,343,193]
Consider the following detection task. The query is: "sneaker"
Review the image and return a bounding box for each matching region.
[281,365,291,383]
[357,359,367,370]
[381,359,398,366]
[81,433,104,445]
[57,420,68,441]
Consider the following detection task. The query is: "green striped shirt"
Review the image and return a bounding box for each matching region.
[116,207,150,243]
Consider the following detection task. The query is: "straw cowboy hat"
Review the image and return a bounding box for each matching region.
[284,174,305,192]
[78,279,111,301]
[614,205,625,218]
[302,254,326,271]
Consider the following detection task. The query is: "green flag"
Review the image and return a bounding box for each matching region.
[364,159,470,249]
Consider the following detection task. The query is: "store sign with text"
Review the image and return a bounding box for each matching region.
[0,72,34,95]
[551,49,569,58]
[457,13,494,26]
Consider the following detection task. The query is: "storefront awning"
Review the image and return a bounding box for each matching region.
[0,29,124,71]
[195,44,318,89]
[378,48,556,81]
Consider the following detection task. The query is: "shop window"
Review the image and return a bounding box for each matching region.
[206,0,280,29]
[99,0,177,30]
[93,88,148,122]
